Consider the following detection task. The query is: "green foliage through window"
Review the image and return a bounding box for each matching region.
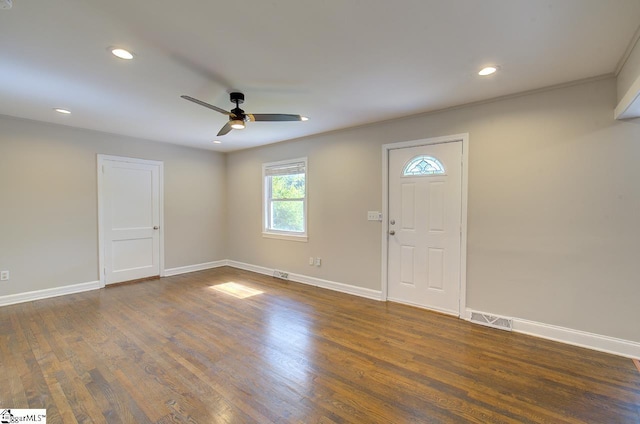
[271,174,305,199]
[271,200,304,232]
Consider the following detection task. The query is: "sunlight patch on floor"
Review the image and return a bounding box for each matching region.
[210,282,264,299]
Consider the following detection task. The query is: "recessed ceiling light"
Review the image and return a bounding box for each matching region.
[212,140,222,144]
[54,108,71,114]
[111,48,134,60]
[478,66,498,76]
[301,116,309,121]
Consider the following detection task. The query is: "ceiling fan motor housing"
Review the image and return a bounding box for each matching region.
[230,92,245,104]
[230,108,247,121]
[229,92,246,120]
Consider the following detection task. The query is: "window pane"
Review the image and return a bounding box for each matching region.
[271,174,305,199]
[403,155,445,176]
[271,200,304,232]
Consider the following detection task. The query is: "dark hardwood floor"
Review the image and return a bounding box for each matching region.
[1,267,639,423]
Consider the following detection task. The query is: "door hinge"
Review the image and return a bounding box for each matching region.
[102,165,105,173]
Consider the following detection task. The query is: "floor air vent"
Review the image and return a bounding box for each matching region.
[470,311,513,331]
[273,270,289,280]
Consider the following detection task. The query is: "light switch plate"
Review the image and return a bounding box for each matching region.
[367,211,382,221]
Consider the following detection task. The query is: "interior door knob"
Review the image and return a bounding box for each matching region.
[389,230,395,235]
[153,226,159,230]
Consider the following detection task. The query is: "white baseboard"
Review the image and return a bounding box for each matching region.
[290,271,383,301]
[464,309,640,360]
[226,260,270,276]
[0,260,381,307]
[0,259,229,307]
[227,260,383,301]
[164,260,228,277]
[0,280,101,307]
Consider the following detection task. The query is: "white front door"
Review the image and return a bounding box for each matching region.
[387,141,462,315]
[99,156,162,285]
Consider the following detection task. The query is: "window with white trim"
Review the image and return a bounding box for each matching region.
[263,158,307,241]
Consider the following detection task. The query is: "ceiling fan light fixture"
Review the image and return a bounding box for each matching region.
[230,119,245,130]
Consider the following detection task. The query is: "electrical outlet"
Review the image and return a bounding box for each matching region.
[0,270,9,281]
[315,258,322,267]
[309,257,314,265]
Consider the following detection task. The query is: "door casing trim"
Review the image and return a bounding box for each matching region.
[381,133,469,316]
[97,154,165,288]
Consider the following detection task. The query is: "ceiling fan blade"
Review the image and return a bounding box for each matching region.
[217,121,233,136]
[247,114,302,122]
[181,95,230,115]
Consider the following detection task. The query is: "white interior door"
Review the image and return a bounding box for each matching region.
[387,141,462,315]
[99,156,162,285]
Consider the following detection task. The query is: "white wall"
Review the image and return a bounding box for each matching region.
[227,77,640,344]
[0,116,227,296]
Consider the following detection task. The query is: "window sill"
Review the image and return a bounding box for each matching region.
[262,232,308,242]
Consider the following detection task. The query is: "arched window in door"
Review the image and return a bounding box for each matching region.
[402,155,445,176]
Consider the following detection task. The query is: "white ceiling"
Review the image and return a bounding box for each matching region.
[1,0,640,152]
